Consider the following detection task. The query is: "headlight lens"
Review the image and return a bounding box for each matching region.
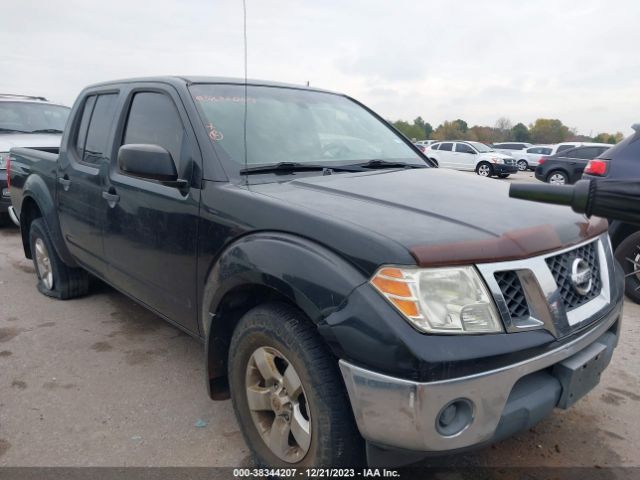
[490,157,504,164]
[371,266,503,334]
[0,152,8,170]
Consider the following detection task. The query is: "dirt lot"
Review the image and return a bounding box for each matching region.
[1,189,639,467]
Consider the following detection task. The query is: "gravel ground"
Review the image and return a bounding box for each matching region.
[1,175,638,467]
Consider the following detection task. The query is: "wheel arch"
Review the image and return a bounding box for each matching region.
[609,221,640,251]
[201,232,368,400]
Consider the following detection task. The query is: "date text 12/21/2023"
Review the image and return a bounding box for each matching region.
[232,468,400,477]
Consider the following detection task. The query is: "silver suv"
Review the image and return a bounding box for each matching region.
[0,94,70,225]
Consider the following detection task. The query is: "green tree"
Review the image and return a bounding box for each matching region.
[529,118,570,144]
[424,122,433,139]
[391,119,424,140]
[453,119,468,133]
[433,121,466,140]
[511,122,530,142]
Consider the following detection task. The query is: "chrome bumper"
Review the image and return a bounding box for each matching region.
[8,206,19,226]
[339,306,620,453]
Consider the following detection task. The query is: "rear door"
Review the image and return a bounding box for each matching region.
[559,146,604,181]
[102,85,201,333]
[436,142,455,168]
[57,92,118,275]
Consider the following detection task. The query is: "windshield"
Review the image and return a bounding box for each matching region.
[467,141,493,153]
[0,102,70,133]
[190,84,424,176]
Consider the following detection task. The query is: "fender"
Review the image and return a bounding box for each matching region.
[21,174,78,267]
[201,231,368,398]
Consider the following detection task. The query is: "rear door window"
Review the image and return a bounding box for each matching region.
[83,94,118,164]
[571,147,602,159]
[439,142,453,151]
[556,144,574,154]
[75,95,96,158]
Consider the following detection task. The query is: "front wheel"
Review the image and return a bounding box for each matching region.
[228,302,364,467]
[476,162,493,177]
[29,218,89,299]
[516,160,528,171]
[614,231,640,304]
[547,170,568,185]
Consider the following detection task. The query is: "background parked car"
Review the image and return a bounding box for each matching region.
[492,142,532,159]
[583,124,640,304]
[426,140,518,177]
[510,145,553,171]
[0,94,70,226]
[534,144,610,185]
[415,139,436,148]
[413,142,426,152]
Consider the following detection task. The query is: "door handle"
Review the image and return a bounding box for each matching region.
[102,190,120,208]
[58,176,71,191]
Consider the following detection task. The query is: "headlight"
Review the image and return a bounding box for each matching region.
[0,152,8,170]
[370,266,503,334]
[490,157,504,164]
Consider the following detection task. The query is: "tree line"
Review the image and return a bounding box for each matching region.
[390,117,624,145]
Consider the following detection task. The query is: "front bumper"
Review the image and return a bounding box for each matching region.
[339,305,620,456]
[493,163,518,174]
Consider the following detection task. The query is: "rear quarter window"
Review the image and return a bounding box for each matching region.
[599,134,639,160]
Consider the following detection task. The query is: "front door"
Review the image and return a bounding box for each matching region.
[57,93,118,275]
[103,88,201,334]
[454,142,477,171]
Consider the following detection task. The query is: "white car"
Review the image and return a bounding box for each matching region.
[510,145,554,171]
[414,140,436,147]
[0,94,70,225]
[426,141,519,177]
[492,142,533,159]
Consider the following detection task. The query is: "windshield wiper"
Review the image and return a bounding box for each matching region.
[0,128,29,133]
[30,128,64,134]
[349,159,427,169]
[240,162,361,175]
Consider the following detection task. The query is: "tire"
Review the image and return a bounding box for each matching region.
[614,231,640,304]
[547,170,568,185]
[516,160,528,171]
[228,302,364,467]
[497,173,510,178]
[476,162,493,177]
[29,218,89,299]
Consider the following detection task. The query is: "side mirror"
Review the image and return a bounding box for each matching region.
[118,144,178,182]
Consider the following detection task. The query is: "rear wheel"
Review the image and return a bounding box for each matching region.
[228,302,364,467]
[547,170,568,185]
[476,162,493,177]
[29,218,89,299]
[517,160,528,171]
[614,231,640,304]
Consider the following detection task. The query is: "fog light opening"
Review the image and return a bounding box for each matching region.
[436,399,474,437]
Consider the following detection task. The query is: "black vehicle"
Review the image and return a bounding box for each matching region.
[8,77,624,467]
[534,144,611,185]
[582,125,640,303]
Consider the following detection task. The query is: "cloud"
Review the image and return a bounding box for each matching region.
[0,0,638,134]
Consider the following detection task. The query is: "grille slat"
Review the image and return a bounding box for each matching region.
[495,271,530,319]
[545,241,601,311]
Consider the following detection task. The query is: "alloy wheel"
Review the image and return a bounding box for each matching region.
[548,173,567,185]
[517,160,527,171]
[478,164,491,177]
[34,238,54,290]
[245,346,311,463]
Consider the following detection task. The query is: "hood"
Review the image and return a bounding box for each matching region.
[487,151,515,159]
[252,168,606,267]
[0,133,62,152]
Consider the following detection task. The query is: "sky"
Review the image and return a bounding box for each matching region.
[1,0,638,136]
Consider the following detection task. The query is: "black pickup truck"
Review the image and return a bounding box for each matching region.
[8,76,624,467]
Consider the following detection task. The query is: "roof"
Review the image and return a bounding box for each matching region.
[84,75,337,94]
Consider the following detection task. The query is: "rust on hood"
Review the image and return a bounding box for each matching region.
[410,216,608,267]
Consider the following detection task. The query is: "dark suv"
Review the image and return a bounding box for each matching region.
[583,124,640,303]
[535,144,611,185]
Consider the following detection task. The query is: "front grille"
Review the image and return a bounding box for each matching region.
[546,241,602,311]
[495,270,530,319]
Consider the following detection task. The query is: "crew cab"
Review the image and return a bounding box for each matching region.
[426,140,518,177]
[8,77,624,467]
[0,94,70,226]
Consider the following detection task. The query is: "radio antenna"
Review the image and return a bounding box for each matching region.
[242,0,249,186]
